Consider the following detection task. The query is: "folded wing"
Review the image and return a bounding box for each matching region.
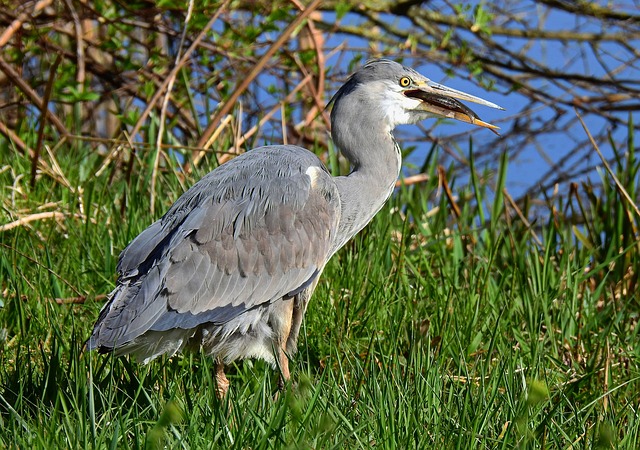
[89,146,340,352]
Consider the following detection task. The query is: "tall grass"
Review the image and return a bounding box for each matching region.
[1,127,639,448]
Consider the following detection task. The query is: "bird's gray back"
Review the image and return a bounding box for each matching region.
[89,145,340,351]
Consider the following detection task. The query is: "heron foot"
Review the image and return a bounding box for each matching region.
[274,348,291,399]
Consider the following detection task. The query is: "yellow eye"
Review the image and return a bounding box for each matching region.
[399,76,411,87]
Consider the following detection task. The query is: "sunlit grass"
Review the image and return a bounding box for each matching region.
[1,131,639,448]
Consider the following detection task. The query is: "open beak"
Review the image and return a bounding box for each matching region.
[405,81,504,135]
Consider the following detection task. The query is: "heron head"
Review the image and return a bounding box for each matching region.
[330,59,503,134]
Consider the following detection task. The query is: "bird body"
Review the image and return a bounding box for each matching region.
[90,146,340,364]
[88,59,502,395]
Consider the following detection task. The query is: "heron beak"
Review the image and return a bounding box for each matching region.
[405,81,504,135]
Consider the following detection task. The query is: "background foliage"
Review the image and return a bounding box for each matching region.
[1,0,638,201]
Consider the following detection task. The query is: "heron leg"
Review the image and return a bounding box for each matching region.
[272,298,295,393]
[277,347,290,391]
[215,361,230,399]
[286,284,317,354]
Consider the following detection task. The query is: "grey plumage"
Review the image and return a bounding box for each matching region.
[88,59,502,394]
[90,146,337,361]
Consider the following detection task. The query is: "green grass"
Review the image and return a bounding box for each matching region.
[1,133,639,449]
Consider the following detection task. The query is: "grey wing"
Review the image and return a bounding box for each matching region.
[89,146,340,350]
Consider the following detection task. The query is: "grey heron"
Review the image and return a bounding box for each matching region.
[88,59,503,397]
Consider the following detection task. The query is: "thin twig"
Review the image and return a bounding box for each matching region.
[0,212,65,233]
[575,108,640,218]
[31,54,62,187]
[233,101,243,156]
[195,0,323,151]
[503,188,543,247]
[55,294,107,305]
[0,0,52,47]
[218,74,315,164]
[63,0,85,86]
[150,0,195,215]
[129,0,231,142]
[292,57,331,132]
[438,166,461,219]
[396,173,430,187]
[0,121,65,186]
[0,121,30,155]
[192,115,234,167]
[45,141,74,191]
[290,1,327,127]
[0,55,69,137]
[65,134,228,153]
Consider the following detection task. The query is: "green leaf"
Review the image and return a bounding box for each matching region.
[335,1,351,20]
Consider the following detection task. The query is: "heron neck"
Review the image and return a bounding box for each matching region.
[331,127,402,254]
